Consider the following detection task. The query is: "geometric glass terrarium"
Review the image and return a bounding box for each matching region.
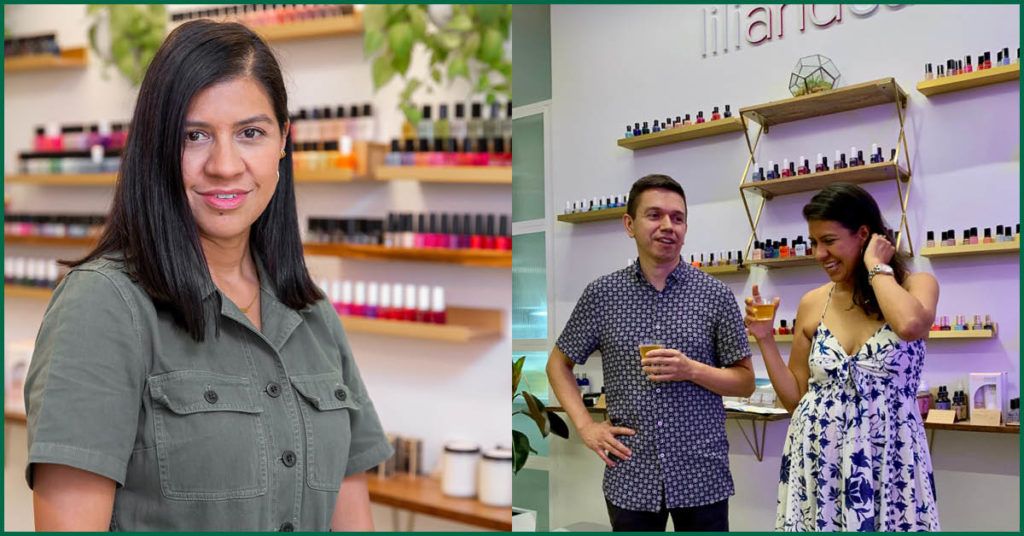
[789,54,841,97]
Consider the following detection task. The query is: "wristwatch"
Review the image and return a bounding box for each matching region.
[868,263,894,282]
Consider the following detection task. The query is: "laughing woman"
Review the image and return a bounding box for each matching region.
[744,184,940,531]
[26,21,392,531]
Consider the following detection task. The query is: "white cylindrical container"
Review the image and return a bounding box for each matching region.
[478,448,512,507]
[441,441,480,498]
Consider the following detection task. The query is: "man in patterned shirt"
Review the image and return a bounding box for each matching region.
[547,174,755,531]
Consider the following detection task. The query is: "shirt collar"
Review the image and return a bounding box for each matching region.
[631,257,688,288]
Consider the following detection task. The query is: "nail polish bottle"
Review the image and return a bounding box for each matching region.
[778,319,790,335]
[351,281,366,317]
[924,63,933,80]
[624,125,634,138]
[690,255,699,268]
[995,225,1005,242]
[779,238,790,258]
[970,227,979,245]
[471,215,485,249]
[696,111,705,124]
[971,314,983,331]
[983,227,993,243]
[847,147,857,166]
[752,241,763,260]
[436,213,451,249]
[431,286,447,324]
[1008,399,1019,425]
[925,231,935,248]
[468,102,484,139]
[764,240,775,259]
[781,159,792,177]
[736,250,744,266]
[964,55,972,73]
[788,160,797,177]
[633,122,641,136]
[985,51,992,69]
[404,284,418,321]
[723,105,732,118]
[497,215,512,250]
[772,163,780,180]
[750,163,762,182]
[795,236,807,256]
[935,386,951,410]
[1016,223,1020,241]
[765,161,775,179]
[997,50,1004,66]
[1004,226,1012,242]
[641,121,650,135]
[798,157,810,175]
[814,153,824,172]
[365,282,379,319]
[708,253,715,267]
[983,314,993,331]
[484,214,497,249]
[387,282,403,320]
[937,64,945,77]
[711,106,721,121]
[665,117,673,130]
[682,114,692,126]
[377,281,393,320]
[652,119,661,134]
[957,59,963,75]
[416,285,431,323]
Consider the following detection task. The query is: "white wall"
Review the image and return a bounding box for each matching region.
[4,4,509,531]
[547,4,1019,531]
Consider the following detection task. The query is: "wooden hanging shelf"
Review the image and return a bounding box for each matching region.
[340,307,502,343]
[375,165,511,184]
[303,242,511,268]
[743,256,819,270]
[917,63,1020,97]
[740,161,909,199]
[253,12,362,42]
[740,77,908,129]
[4,284,57,299]
[5,46,88,72]
[556,207,626,224]
[919,241,1019,258]
[616,117,744,150]
[4,235,97,247]
[5,173,117,185]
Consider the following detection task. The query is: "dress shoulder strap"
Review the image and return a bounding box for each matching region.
[819,283,836,323]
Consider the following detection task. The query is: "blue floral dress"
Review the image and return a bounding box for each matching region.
[777,285,940,531]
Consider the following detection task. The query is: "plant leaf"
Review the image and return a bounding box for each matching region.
[392,49,412,76]
[475,4,503,25]
[408,5,428,39]
[547,411,570,439]
[513,356,525,396]
[521,391,549,437]
[400,78,422,102]
[447,13,473,32]
[387,22,414,65]
[462,31,481,59]
[480,27,504,66]
[362,5,387,32]
[431,67,442,84]
[371,54,395,90]
[436,31,461,51]
[512,430,534,474]
[363,28,384,58]
[400,102,421,126]
[447,55,469,82]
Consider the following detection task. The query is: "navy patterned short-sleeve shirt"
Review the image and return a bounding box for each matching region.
[556,258,751,512]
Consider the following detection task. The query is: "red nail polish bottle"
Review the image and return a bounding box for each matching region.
[471,215,485,249]
[414,214,427,248]
[483,214,497,249]
[695,111,705,124]
[496,215,512,250]
[352,282,366,317]
[474,138,490,166]
[457,138,475,166]
[431,286,447,324]
[416,285,431,323]
[710,106,721,121]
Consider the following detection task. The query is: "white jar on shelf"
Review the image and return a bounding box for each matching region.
[441,441,480,498]
[478,448,512,507]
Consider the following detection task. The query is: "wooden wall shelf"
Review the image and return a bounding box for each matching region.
[5,47,88,72]
[294,168,363,183]
[919,241,1020,258]
[366,474,511,531]
[303,243,511,268]
[375,165,511,184]
[700,264,747,275]
[740,161,909,200]
[617,117,744,150]
[924,422,1018,434]
[341,307,501,343]
[750,329,996,344]
[741,78,908,129]
[4,285,56,299]
[253,13,362,42]
[5,173,117,186]
[4,235,96,247]
[917,64,1020,97]
[743,256,819,270]
[556,207,626,224]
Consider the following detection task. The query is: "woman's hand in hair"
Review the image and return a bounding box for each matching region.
[863,233,895,270]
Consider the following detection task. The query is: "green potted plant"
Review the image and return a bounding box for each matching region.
[363,4,511,124]
[86,5,166,86]
[513,356,569,474]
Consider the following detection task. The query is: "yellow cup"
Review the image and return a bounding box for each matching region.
[752,297,777,321]
[638,343,664,359]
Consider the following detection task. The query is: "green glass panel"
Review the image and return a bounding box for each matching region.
[512,114,545,223]
[511,5,551,106]
[512,233,547,340]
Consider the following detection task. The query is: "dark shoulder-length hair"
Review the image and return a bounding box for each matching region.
[802,183,910,320]
[67,20,322,341]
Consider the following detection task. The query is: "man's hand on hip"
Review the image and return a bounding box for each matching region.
[579,420,635,467]
[642,348,703,382]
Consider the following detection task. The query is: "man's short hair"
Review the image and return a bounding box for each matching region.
[626,174,688,220]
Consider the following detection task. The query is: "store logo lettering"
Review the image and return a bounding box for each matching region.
[701,4,907,57]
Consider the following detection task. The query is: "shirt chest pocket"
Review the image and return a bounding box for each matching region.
[149,371,268,500]
[290,372,358,491]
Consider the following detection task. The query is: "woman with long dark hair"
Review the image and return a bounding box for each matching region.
[744,183,940,531]
[25,20,391,530]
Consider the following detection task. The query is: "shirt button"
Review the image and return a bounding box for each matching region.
[204,390,218,404]
[281,450,297,467]
[266,382,282,398]
[659,453,665,459]
[658,420,663,427]
[656,388,662,394]
[334,388,347,401]
[279,522,294,532]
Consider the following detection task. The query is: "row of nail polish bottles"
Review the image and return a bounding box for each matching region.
[924,47,1018,79]
[5,214,106,238]
[406,102,511,145]
[751,237,811,260]
[926,224,1019,247]
[33,121,128,153]
[383,213,512,251]
[383,137,511,167]
[762,318,797,336]
[319,280,448,324]
[291,105,377,146]
[751,145,894,182]
[689,250,744,268]
[171,4,357,28]
[625,105,733,137]
[5,257,62,288]
[564,193,629,214]
[930,314,993,332]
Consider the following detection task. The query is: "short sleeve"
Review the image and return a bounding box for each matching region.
[714,287,751,367]
[25,269,145,488]
[555,281,603,365]
[323,302,394,477]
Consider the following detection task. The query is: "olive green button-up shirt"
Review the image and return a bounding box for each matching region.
[25,256,393,530]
